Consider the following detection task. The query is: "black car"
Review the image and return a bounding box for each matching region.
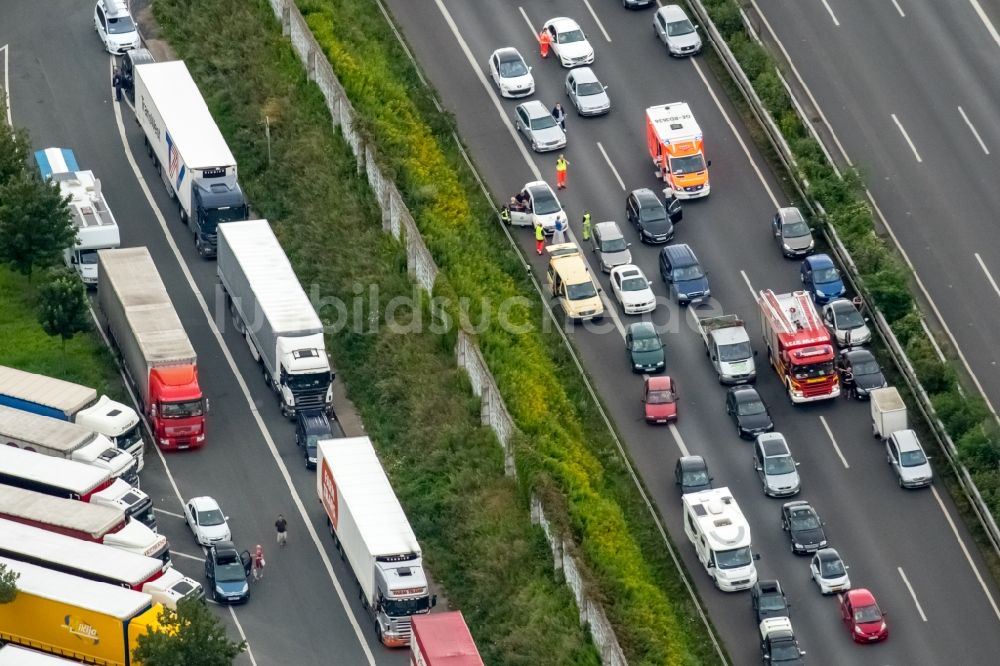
[725,386,773,439]
[837,348,886,399]
[296,409,335,469]
[751,579,790,624]
[781,501,828,555]
[674,455,713,494]
[204,541,251,604]
[625,188,681,244]
[120,47,155,98]
[626,322,665,373]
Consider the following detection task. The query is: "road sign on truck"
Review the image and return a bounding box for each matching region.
[871,387,907,439]
[218,220,333,417]
[134,60,249,257]
[696,314,756,384]
[0,364,143,470]
[98,247,206,450]
[411,612,484,666]
[0,556,162,666]
[317,437,436,646]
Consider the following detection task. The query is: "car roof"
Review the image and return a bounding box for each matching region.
[761,438,790,457]
[524,180,554,196]
[678,455,706,470]
[613,265,643,278]
[730,385,760,399]
[519,100,551,118]
[757,579,782,594]
[571,67,599,83]
[631,188,662,207]
[662,243,697,263]
[843,348,875,362]
[658,5,690,20]
[646,375,673,390]
[213,540,237,553]
[547,17,580,31]
[777,207,805,224]
[828,298,854,312]
[189,496,220,510]
[298,409,331,431]
[103,0,133,18]
[494,47,523,62]
[125,49,155,67]
[815,547,840,561]
[846,588,876,605]
[594,221,623,238]
[891,429,923,452]
[806,253,835,269]
[628,321,658,337]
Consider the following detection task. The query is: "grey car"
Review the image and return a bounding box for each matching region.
[772,207,814,258]
[565,67,610,116]
[653,5,702,57]
[887,429,933,488]
[753,433,801,498]
[591,221,632,272]
[514,100,566,153]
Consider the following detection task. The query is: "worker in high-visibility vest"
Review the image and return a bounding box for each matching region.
[555,154,569,189]
[500,205,510,224]
[581,212,592,241]
[535,223,545,255]
[539,30,552,58]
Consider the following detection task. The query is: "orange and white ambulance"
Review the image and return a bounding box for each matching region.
[645,102,710,199]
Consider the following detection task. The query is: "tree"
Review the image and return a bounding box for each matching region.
[0,120,31,188]
[37,267,90,349]
[0,171,75,279]
[0,562,19,604]
[132,598,246,666]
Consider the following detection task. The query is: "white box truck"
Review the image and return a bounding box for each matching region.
[0,405,137,485]
[218,220,333,417]
[133,60,248,257]
[34,147,121,287]
[871,387,907,439]
[0,365,143,470]
[317,437,436,647]
[682,487,759,592]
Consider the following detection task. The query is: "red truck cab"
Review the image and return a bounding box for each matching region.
[150,366,205,450]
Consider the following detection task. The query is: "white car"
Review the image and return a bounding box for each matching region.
[94,0,140,54]
[653,5,702,57]
[488,47,534,98]
[185,496,232,546]
[611,265,656,315]
[565,67,610,116]
[543,18,595,68]
[508,181,565,234]
[810,548,851,595]
[887,429,933,488]
[822,298,872,347]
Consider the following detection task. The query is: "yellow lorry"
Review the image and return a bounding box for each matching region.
[0,556,162,665]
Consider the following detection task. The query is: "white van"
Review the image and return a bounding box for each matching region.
[682,487,759,591]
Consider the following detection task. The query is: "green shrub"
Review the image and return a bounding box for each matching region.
[958,423,1000,471]
[905,336,955,394]
[755,70,791,115]
[710,1,745,39]
[730,34,769,80]
[866,267,913,323]
[932,391,990,440]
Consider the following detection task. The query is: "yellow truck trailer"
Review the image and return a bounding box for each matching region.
[0,556,162,665]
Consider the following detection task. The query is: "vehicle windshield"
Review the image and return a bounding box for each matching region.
[160,400,204,418]
[814,267,839,284]
[108,16,136,34]
[639,206,666,223]
[899,449,927,467]
[764,455,796,475]
[382,595,431,617]
[854,605,882,623]
[118,423,143,448]
[821,557,846,577]
[738,398,766,416]
[759,593,786,611]
[792,360,833,380]
[674,265,704,281]
[286,372,330,392]
[718,341,752,362]
[647,389,675,404]
[600,237,628,253]
[203,205,247,231]
[79,249,99,265]
[198,509,225,527]
[715,546,752,570]
[834,306,865,328]
[566,281,598,301]
[499,59,528,78]
[853,359,880,376]
[669,154,706,175]
[632,336,662,352]
[683,470,709,486]
[667,19,696,36]
[214,557,246,583]
[783,221,811,238]
[577,81,604,96]
[532,191,561,215]
[790,511,820,531]
[530,114,557,130]
[558,29,586,44]
[621,277,648,292]
[769,644,800,662]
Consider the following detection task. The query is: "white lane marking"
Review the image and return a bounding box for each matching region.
[958,106,990,155]
[819,416,850,469]
[1,45,10,125]
[931,486,1000,622]
[153,507,185,519]
[891,113,922,163]
[819,0,841,25]
[976,253,1000,300]
[110,62,376,666]
[690,59,780,208]
[968,0,1000,49]
[170,549,206,563]
[891,0,907,18]
[597,141,626,191]
[740,269,757,300]
[897,566,927,622]
[228,607,257,665]
[669,423,691,457]
[435,0,626,338]
[518,6,536,39]
[582,0,613,42]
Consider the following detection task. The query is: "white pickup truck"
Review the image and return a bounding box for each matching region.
[696,314,756,384]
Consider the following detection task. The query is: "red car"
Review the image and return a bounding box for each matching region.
[643,375,678,424]
[840,588,888,643]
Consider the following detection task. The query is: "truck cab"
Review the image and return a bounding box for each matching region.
[75,394,144,468]
[546,244,604,322]
[188,178,248,258]
[149,366,206,450]
[277,338,333,417]
[373,554,437,646]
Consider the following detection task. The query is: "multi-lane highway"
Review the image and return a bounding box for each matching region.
[384,0,1000,663]
[749,0,1000,418]
[1,2,406,664]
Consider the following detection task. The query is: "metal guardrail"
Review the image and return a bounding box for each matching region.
[686,0,1000,557]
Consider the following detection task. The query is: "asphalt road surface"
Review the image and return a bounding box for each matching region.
[750,0,1000,421]
[1,2,407,664]
[382,0,1000,663]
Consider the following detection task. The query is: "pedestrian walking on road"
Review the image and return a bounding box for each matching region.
[556,154,569,190]
[581,211,592,241]
[252,544,266,581]
[552,103,566,131]
[841,369,855,400]
[539,30,551,58]
[535,222,545,255]
[112,67,123,102]
[552,216,567,245]
[275,514,288,547]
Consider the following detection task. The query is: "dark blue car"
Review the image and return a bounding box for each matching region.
[800,254,845,304]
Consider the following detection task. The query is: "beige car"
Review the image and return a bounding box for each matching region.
[546,244,604,322]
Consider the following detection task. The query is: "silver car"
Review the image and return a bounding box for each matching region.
[887,430,933,488]
[514,100,567,153]
[591,221,632,272]
[772,207,814,258]
[653,5,702,57]
[753,433,801,498]
[565,67,610,116]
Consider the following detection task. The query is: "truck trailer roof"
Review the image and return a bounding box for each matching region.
[412,612,484,665]
[0,555,153,620]
[0,484,123,538]
[0,445,110,494]
[0,364,98,415]
[0,645,92,665]
[134,60,236,169]
[0,404,97,452]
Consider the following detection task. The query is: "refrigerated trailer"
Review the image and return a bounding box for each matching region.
[98,247,207,450]
[134,60,248,257]
[218,220,333,417]
[0,364,143,469]
[411,612,484,666]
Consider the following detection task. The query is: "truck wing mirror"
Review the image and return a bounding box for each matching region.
[431,594,438,608]
[707,160,712,167]
[71,256,78,264]
[753,553,762,561]
[205,399,211,413]
[753,350,759,356]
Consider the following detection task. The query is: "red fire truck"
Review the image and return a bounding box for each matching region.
[758,290,840,403]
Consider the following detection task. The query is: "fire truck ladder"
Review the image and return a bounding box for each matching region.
[758,290,819,334]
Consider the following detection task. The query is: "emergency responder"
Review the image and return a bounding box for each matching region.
[556,154,569,189]
[535,223,545,255]
[539,29,551,58]
[581,212,592,241]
